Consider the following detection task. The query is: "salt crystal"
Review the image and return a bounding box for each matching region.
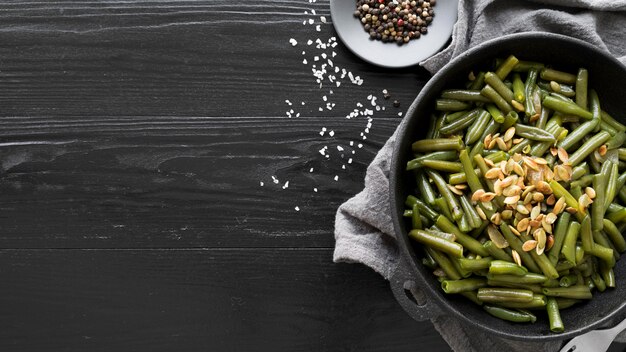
[308,19,314,25]
[329,90,334,94]
[320,16,327,23]
[375,106,381,111]
[282,181,289,189]
[318,107,323,111]
[321,53,327,59]
[310,168,314,172]
[365,128,370,133]
[313,188,318,192]
[348,158,353,164]
[312,9,316,15]
[382,89,388,94]
[307,39,313,45]
[272,176,279,184]
[342,165,346,169]
[329,130,335,137]
[301,101,305,105]
[314,56,319,61]
[289,38,298,46]
[260,181,264,186]
[322,95,327,101]
[302,20,306,25]
[295,206,300,211]
[328,59,333,67]
[316,25,321,32]
[334,175,339,181]
[349,141,354,146]
[337,146,344,151]
[332,51,337,57]
[296,113,300,117]
[336,81,341,87]
[398,112,403,116]
[358,143,363,148]
[303,59,307,64]
[285,100,291,105]
[319,147,326,155]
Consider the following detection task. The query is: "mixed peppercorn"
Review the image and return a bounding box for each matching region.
[354,0,436,45]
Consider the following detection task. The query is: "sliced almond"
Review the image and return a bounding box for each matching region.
[546,235,555,251]
[494,179,503,195]
[511,99,525,112]
[484,134,492,149]
[472,189,486,202]
[523,191,533,205]
[455,184,468,190]
[524,157,539,171]
[513,138,524,145]
[502,210,513,220]
[533,192,545,203]
[504,195,521,205]
[578,194,593,213]
[544,167,555,183]
[550,80,561,92]
[535,228,547,255]
[522,240,537,252]
[512,250,522,267]
[547,194,557,207]
[550,147,558,156]
[542,219,553,234]
[504,127,516,142]
[503,185,522,197]
[552,196,565,214]
[512,162,525,177]
[487,225,508,248]
[516,204,530,215]
[496,137,509,151]
[505,159,516,174]
[536,181,553,195]
[488,139,497,150]
[509,225,521,236]
[522,185,536,199]
[480,192,497,202]
[448,184,464,195]
[554,165,571,182]
[517,218,530,232]
[530,205,541,220]
[566,206,578,214]
[501,175,517,188]
[490,212,502,226]
[557,147,569,163]
[484,158,495,167]
[534,157,548,165]
[545,212,557,224]
[484,168,501,180]
[433,268,446,277]
[476,205,487,220]
[523,144,532,154]
[585,187,596,199]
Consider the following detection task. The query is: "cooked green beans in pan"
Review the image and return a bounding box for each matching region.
[404,55,625,333]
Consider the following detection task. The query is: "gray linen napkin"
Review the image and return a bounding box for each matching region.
[334,1,626,351]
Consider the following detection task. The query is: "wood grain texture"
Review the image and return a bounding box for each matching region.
[0,116,399,248]
[0,248,449,352]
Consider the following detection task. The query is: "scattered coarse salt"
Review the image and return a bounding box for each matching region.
[289,38,298,46]
[398,112,403,116]
[313,188,318,192]
[307,39,313,45]
[314,56,319,61]
[318,107,323,111]
[320,16,327,23]
[319,147,327,155]
[329,130,335,137]
[308,19,314,25]
[349,141,354,146]
[342,164,346,169]
[336,81,341,87]
[316,25,321,32]
[295,206,300,211]
[285,100,292,105]
[382,89,388,94]
[321,53,327,59]
[322,95,327,101]
[357,143,363,148]
[301,101,306,105]
[337,146,344,151]
[302,59,307,64]
[272,176,279,184]
[282,181,290,189]
[310,168,314,173]
[260,181,264,186]
[334,175,339,181]
[348,158,353,164]
[311,9,316,15]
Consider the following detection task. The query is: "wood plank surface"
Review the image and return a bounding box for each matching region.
[0,248,449,352]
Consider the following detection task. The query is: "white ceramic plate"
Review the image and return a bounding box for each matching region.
[330,0,458,68]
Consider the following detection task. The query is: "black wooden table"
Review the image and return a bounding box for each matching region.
[1,2,624,351]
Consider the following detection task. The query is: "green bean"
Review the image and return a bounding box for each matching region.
[481,84,513,113]
[514,123,556,143]
[549,212,571,265]
[580,215,594,252]
[589,89,602,133]
[461,291,483,306]
[524,69,539,117]
[540,68,576,84]
[555,260,576,272]
[494,292,546,307]
[561,221,580,263]
[575,68,588,109]
[558,117,599,151]
[542,286,592,299]
[407,151,459,171]
[459,149,482,193]
[425,247,461,280]
[575,245,586,265]
[422,255,437,269]
[423,228,456,242]
[605,163,619,212]
[601,110,626,132]
[458,257,493,271]
[556,84,576,98]
[570,175,594,189]
[542,96,593,120]
[589,243,615,266]
[427,170,464,221]
[607,132,626,150]
[519,233,560,279]
[570,185,582,201]
[487,273,548,284]
[457,213,472,233]
[556,298,582,309]
[535,104,550,129]
[546,297,565,333]
[600,262,615,288]
[501,111,519,131]
[436,99,472,111]
[434,197,453,221]
[485,72,515,103]
[469,71,486,90]
[484,151,508,163]
[448,172,467,185]
[479,118,501,143]
[495,55,519,80]
[441,89,492,103]
[569,131,612,166]
[600,120,619,136]
[483,305,537,323]
[549,181,579,211]
[508,139,531,155]
[435,215,489,257]
[570,163,588,181]
[426,114,438,138]
[440,108,482,135]
[432,115,446,138]
[607,208,626,223]
[512,60,545,72]
[591,271,607,292]
[450,255,473,278]
[444,111,467,123]
[416,171,437,205]
[441,278,488,294]
[608,203,625,213]
[483,241,514,262]
[405,195,438,221]
[412,137,464,153]
[403,209,412,218]
[489,260,528,276]
[469,220,489,239]
[559,274,578,287]
[499,224,542,274]
[411,204,422,230]
[530,124,561,156]
[604,219,626,253]
[620,148,626,161]
[465,110,491,145]
[459,195,482,229]
[590,174,607,232]
[477,287,534,303]
[512,73,525,103]
[419,160,463,173]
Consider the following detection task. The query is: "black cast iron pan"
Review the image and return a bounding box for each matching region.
[389,32,626,341]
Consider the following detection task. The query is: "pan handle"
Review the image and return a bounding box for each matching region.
[389,258,444,321]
